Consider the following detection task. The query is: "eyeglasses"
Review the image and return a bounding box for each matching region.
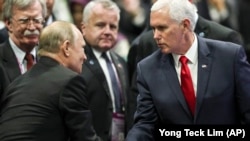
[11,17,44,26]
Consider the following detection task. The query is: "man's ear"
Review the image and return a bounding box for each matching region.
[5,20,12,32]
[62,40,70,57]
[81,22,86,36]
[181,19,192,31]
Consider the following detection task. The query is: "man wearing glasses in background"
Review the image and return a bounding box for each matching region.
[0,0,47,102]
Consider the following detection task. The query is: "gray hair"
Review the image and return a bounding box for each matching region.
[2,0,47,21]
[82,0,120,23]
[38,21,79,55]
[151,0,197,30]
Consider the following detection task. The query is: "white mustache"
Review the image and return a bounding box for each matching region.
[24,30,40,36]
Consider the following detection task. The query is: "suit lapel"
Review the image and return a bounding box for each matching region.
[194,37,212,120]
[110,52,128,106]
[1,41,22,82]
[85,46,111,98]
[160,54,192,117]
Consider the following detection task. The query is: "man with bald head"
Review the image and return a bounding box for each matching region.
[0,21,101,141]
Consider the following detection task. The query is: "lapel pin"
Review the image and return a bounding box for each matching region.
[89,60,94,65]
[199,32,205,37]
[201,64,207,68]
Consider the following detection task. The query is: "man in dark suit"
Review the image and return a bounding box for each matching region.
[0,21,101,141]
[127,1,243,82]
[0,0,46,101]
[126,0,250,140]
[126,0,245,116]
[80,0,134,140]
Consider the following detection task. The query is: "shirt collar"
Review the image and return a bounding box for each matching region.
[92,48,111,60]
[172,33,198,67]
[9,38,37,63]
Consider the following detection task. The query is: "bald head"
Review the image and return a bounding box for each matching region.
[38,21,79,54]
[38,21,86,73]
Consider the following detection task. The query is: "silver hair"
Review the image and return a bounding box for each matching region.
[82,0,120,24]
[2,0,47,21]
[151,0,197,30]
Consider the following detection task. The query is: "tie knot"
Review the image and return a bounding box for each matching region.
[102,52,110,62]
[25,53,34,61]
[179,56,188,64]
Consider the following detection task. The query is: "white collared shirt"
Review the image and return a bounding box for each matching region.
[172,34,198,96]
[9,38,37,74]
[93,49,119,112]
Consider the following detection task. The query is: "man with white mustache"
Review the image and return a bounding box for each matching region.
[0,0,47,102]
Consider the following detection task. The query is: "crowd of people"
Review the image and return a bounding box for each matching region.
[0,0,250,141]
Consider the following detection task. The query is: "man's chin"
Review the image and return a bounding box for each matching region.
[25,41,39,47]
[100,44,113,49]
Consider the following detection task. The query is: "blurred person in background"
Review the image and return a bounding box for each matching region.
[116,0,148,44]
[0,0,7,43]
[238,0,250,61]
[69,0,90,30]
[196,0,239,30]
[52,0,73,22]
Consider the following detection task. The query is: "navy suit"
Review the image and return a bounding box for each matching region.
[125,36,250,140]
[128,16,244,82]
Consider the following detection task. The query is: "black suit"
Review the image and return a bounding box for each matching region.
[0,57,100,141]
[0,41,22,101]
[0,27,8,44]
[81,45,134,141]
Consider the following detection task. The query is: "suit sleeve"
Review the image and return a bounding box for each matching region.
[235,47,250,124]
[59,75,101,141]
[125,63,158,141]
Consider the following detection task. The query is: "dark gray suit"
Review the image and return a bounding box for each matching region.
[0,41,22,102]
[81,45,134,141]
[0,56,100,141]
[126,36,250,141]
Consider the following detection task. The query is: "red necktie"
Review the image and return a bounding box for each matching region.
[179,56,196,116]
[25,53,34,70]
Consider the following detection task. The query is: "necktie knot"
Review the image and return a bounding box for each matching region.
[25,53,34,61]
[25,53,34,70]
[179,56,188,64]
[102,52,110,62]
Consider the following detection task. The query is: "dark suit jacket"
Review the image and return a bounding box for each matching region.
[125,36,250,141]
[81,45,134,141]
[0,57,100,141]
[128,16,244,81]
[0,27,8,44]
[127,17,245,122]
[0,41,22,101]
